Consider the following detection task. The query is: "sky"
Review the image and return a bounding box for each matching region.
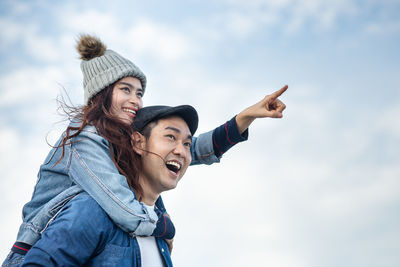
[0,0,399,266]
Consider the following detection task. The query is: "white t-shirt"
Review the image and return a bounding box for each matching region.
[136,205,165,267]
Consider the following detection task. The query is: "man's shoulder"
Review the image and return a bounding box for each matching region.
[63,192,112,227]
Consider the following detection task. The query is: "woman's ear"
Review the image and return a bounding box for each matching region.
[131,131,146,155]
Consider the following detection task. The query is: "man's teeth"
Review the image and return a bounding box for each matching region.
[123,108,136,114]
[166,161,181,170]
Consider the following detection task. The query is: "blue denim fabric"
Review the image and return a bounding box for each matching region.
[21,193,173,267]
[190,129,220,165]
[2,252,24,267]
[16,122,157,242]
[3,121,219,265]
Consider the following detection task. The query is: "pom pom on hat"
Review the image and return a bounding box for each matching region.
[77,34,147,104]
[77,34,107,60]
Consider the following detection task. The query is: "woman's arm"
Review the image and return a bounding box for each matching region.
[67,127,158,236]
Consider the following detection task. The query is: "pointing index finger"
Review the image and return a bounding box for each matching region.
[270,85,288,99]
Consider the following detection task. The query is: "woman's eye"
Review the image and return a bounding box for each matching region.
[121,87,130,93]
[136,91,143,98]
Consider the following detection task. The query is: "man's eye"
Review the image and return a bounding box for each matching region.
[166,134,175,140]
[184,142,192,148]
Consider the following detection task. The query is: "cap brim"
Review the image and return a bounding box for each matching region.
[134,105,198,135]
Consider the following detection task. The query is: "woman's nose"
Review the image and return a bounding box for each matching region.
[129,95,139,106]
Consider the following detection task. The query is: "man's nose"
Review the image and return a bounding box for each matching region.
[173,142,189,159]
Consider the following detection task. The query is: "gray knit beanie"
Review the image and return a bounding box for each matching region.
[77,34,147,104]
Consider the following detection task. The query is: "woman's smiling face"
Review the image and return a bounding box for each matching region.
[110,77,144,125]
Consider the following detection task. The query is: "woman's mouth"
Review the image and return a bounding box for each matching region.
[123,108,136,114]
[123,108,137,118]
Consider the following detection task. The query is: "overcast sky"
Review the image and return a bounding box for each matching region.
[1,1,399,266]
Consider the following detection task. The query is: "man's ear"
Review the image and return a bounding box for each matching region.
[131,131,146,155]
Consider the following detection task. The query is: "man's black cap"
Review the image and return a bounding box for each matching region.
[133,105,198,135]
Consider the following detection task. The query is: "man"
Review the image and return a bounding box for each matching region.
[21,105,199,267]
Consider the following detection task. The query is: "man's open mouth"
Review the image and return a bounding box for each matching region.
[165,160,181,174]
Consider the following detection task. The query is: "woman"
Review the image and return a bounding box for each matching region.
[2,34,287,266]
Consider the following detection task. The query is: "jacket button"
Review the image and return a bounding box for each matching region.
[161,248,164,253]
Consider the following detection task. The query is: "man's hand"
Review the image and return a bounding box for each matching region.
[262,85,288,118]
[236,85,288,133]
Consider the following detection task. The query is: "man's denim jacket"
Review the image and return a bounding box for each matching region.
[16,121,220,246]
[21,193,174,267]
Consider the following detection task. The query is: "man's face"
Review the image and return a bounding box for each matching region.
[139,116,192,195]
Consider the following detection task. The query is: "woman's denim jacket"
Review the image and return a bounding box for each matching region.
[21,193,174,267]
[15,121,220,247]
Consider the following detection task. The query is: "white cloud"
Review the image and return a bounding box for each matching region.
[224,12,259,37]
[0,17,74,64]
[3,1,32,16]
[24,35,63,62]
[127,20,194,61]
[380,110,400,136]
[60,9,120,36]
[366,20,400,35]
[0,121,52,259]
[0,67,66,106]
[59,9,195,62]
[283,0,358,33]
[0,126,20,165]
[0,18,28,47]
[216,0,360,35]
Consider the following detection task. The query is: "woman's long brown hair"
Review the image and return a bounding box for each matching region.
[57,83,143,197]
